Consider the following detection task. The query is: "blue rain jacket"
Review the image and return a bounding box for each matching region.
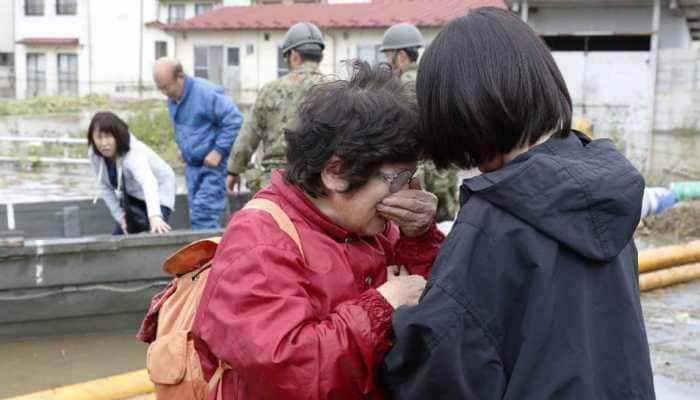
[167,75,243,166]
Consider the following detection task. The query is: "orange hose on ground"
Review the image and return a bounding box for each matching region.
[639,262,700,292]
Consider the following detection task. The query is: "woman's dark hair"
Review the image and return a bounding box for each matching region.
[418,7,572,169]
[87,111,131,157]
[284,60,421,198]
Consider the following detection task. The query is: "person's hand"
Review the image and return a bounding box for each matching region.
[204,149,222,168]
[377,265,426,309]
[120,218,129,236]
[149,215,171,234]
[376,179,438,237]
[226,174,241,196]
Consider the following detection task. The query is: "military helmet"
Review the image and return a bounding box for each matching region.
[380,23,424,52]
[282,22,325,54]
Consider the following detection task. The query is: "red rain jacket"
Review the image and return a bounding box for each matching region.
[192,171,444,399]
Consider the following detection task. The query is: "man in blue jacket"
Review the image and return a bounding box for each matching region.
[153,57,243,229]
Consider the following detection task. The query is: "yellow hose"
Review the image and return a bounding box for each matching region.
[640,262,700,292]
[6,369,153,400]
[637,240,700,273]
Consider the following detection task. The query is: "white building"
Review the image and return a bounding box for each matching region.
[11,0,245,99]
[160,0,499,104]
[0,1,15,98]
[8,0,498,100]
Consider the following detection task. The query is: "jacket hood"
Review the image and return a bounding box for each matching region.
[462,132,644,262]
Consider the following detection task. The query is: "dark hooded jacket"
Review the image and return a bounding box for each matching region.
[383,133,655,399]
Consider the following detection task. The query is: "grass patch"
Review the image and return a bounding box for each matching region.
[0,94,167,116]
[126,107,183,171]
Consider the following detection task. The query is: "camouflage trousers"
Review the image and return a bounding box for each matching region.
[416,162,459,222]
[242,168,273,196]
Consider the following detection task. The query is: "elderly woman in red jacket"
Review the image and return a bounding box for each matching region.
[191,61,444,399]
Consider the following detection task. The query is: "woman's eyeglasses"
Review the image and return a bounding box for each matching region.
[376,168,417,193]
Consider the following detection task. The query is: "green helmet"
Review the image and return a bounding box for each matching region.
[282,22,325,54]
[380,23,423,52]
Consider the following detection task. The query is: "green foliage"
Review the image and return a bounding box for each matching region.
[126,107,183,171]
[0,94,110,115]
[0,94,166,116]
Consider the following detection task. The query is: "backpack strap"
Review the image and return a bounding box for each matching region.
[243,198,305,259]
[207,198,304,395]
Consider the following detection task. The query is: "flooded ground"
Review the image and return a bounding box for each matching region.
[0,165,188,203]
[0,332,147,398]
[0,280,696,398]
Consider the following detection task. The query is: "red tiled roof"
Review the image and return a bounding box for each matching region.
[16,37,79,45]
[145,20,166,29]
[165,0,507,31]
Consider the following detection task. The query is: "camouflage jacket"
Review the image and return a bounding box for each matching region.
[401,61,459,222]
[400,62,418,82]
[228,63,324,176]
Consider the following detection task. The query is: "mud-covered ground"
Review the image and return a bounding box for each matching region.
[642,279,700,399]
[636,202,700,398]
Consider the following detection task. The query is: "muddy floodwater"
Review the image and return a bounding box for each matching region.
[0,333,148,397]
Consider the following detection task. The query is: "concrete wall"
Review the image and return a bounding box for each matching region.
[554,51,652,136]
[0,230,220,338]
[654,48,700,132]
[528,6,691,49]
[0,193,252,239]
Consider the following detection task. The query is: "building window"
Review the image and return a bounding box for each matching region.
[277,46,289,78]
[26,53,46,97]
[57,53,78,96]
[56,0,77,15]
[155,41,168,60]
[168,4,186,24]
[194,45,223,84]
[0,53,13,67]
[195,3,213,15]
[356,44,382,65]
[25,0,44,16]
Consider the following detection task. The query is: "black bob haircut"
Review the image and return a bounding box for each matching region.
[284,60,421,198]
[417,7,572,169]
[87,111,131,157]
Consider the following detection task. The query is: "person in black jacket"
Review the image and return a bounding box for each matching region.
[383,7,655,400]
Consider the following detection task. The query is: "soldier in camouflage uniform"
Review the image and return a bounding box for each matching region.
[227,22,325,195]
[380,23,459,222]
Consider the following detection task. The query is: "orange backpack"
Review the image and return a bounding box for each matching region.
[144,199,304,399]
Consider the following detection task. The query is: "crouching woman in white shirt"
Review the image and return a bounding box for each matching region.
[89,111,176,235]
